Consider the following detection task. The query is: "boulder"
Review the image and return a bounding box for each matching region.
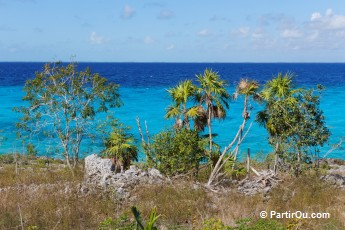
[84,154,112,177]
[83,154,165,199]
[320,174,345,188]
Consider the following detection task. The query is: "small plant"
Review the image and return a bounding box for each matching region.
[26,144,38,157]
[132,206,160,230]
[202,218,229,230]
[102,126,138,173]
[99,215,135,230]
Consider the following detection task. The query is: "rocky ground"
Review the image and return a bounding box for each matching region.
[80,155,345,199]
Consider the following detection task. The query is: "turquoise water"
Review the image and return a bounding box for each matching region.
[0,63,344,159]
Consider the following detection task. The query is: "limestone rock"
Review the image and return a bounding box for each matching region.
[321,174,345,188]
[85,154,112,178]
[83,154,165,199]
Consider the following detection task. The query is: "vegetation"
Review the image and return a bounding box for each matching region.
[165,80,198,130]
[102,126,138,173]
[195,68,230,152]
[207,79,260,186]
[14,62,122,171]
[145,128,205,176]
[0,158,344,229]
[1,63,341,229]
[257,73,330,175]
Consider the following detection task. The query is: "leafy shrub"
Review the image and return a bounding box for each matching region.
[26,144,37,157]
[0,154,15,164]
[145,128,205,176]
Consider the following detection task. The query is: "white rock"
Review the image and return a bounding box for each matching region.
[85,154,112,177]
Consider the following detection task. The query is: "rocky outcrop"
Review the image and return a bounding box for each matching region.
[82,154,165,199]
[319,158,345,188]
[237,170,281,196]
[321,174,345,188]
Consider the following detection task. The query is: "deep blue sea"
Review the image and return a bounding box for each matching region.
[0,63,344,160]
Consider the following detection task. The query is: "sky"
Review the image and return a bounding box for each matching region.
[1,0,345,62]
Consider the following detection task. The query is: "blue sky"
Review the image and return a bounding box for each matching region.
[1,0,345,62]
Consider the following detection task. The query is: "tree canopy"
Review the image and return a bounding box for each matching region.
[257,73,330,172]
[15,62,122,170]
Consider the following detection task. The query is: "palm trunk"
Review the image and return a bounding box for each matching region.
[208,107,212,152]
[207,120,253,187]
[183,104,190,130]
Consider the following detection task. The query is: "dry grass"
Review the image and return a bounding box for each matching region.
[132,182,211,229]
[0,158,120,229]
[0,157,344,229]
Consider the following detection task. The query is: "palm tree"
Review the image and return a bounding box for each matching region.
[103,128,138,173]
[235,78,260,118]
[196,68,230,152]
[206,78,259,186]
[165,80,199,130]
[232,79,260,162]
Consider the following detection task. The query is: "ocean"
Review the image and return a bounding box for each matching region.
[0,62,344,160]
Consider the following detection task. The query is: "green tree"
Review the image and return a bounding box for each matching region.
[256,72,298,173]
[257,73,330,174]
[14,62,122,171]
[165,80,199,130]
[145,128,205,176]
[102,126,138,173]
[195,69,230,152]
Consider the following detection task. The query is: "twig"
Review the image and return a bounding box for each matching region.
[145,120,150,148]
[323,138,344,158]
[250,167,261,176]
[136,117,145,145]
[53,216,63,230]
[18,204,24,230]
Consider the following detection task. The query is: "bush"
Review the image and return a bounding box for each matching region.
[145,128,205,176]
[26,144,37,157]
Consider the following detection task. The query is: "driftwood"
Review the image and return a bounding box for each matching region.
[237,168,282,195]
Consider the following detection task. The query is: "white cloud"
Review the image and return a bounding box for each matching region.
[310,12,322,22]
[281,29,302,38]
[198,29,210,36]
[122,5,135,19]
[166,44,175,50]
[90,32,106,44]
[144,36,155,44]
[310,9,345,30]
[158,10,174,19]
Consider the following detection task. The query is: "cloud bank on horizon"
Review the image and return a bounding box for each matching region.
[0,0,345,62]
